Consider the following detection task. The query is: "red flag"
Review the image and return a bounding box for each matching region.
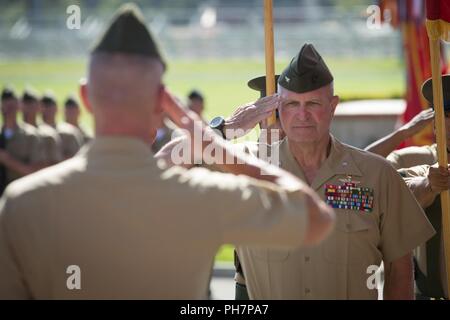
[380,0,447,147]
[426,0,450,21]
[426,0,450,41]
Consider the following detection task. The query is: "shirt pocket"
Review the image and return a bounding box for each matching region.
[324,210,380,267]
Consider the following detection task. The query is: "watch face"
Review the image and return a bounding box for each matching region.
[210,116,224,129]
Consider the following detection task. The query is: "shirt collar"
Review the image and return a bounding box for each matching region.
[82,136,154,159]
[278,135,363,190]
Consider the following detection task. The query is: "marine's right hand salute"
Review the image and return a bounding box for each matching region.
[157,88,335,246]
[221,94,280,139]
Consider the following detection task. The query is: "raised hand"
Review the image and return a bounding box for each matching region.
[224,94,281,139]
[400,108,435,138]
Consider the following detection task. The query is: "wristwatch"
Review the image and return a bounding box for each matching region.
[209,116,226,139]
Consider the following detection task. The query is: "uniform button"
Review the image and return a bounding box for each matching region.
[346,223,351,231]
[305,256,310,262]
[305,288,311,294]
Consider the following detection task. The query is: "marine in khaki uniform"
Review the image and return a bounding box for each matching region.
[37,123,63,163]
[399,164,449,300]
[0,88,44,196]
[64,96,92,144]
[41,93,84,159]
[385,77,450,172]
[371,75,450,300]
[185,44,435,299]
[21,89,63,164]
[187,90,205,116]
[0,4,334,299]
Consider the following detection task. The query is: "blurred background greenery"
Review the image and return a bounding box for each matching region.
[0,57,404,131]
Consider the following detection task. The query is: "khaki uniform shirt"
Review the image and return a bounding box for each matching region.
[397,163,448,298]
[236,136,435,299]
[2,124,44,183]
[76,126,92,144]
[387,144,438,170]
[0,136,311,299]
[57,123,84,159]
[37,124,63,164]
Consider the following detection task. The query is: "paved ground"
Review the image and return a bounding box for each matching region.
[210,277,235,300]
[210,263,235,300]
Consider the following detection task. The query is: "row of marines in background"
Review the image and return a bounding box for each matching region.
[0,86,206,198]
[0,88,91,196]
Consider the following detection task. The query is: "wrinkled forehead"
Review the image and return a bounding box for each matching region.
[278,84,330,102]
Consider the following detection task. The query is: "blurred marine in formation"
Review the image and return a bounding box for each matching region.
[0,88,44,196]
[64,96,92,144]
[41,92,84,159]
[21,88,62,165]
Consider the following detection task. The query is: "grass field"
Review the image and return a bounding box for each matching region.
[0,57,405,262]
[0,57,405,126]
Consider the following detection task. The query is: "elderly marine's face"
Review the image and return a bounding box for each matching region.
[278,85,338,144]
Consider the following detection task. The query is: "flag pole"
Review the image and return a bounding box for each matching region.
[426,18,450,295]
[264,0,276,126]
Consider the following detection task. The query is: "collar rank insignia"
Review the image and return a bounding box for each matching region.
[324,176,374,213]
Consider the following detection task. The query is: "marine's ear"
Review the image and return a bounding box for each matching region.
[79,78,92,114]
[330,95,339,116]
[155,84,164,113]
[152,84,165,129]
